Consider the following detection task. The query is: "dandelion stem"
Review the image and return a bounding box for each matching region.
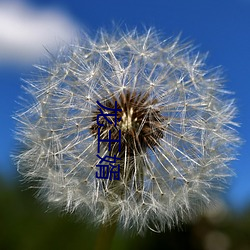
[94,220,118,250]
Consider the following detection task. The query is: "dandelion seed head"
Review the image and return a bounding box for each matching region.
[14,27,240,233]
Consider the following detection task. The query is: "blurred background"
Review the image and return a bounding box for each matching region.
[0,0,250,249]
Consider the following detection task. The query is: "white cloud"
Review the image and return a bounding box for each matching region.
[0,1,78,65]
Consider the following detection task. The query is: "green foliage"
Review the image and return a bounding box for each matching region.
[1,177,250,250]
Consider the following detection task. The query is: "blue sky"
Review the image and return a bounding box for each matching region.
[1,0,249,210]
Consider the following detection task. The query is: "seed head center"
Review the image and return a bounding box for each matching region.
[90,90,164,154]
[120,107,138,131]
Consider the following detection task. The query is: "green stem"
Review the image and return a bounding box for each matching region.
[94,220,117,250]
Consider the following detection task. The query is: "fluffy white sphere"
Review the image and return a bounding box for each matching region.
[14,28,240,233]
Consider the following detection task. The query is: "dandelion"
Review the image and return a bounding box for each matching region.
[14,27,239,234]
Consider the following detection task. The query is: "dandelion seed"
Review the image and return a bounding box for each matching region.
[14,27,240,233]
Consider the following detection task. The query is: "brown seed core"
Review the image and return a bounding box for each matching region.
[90,90,165,157]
